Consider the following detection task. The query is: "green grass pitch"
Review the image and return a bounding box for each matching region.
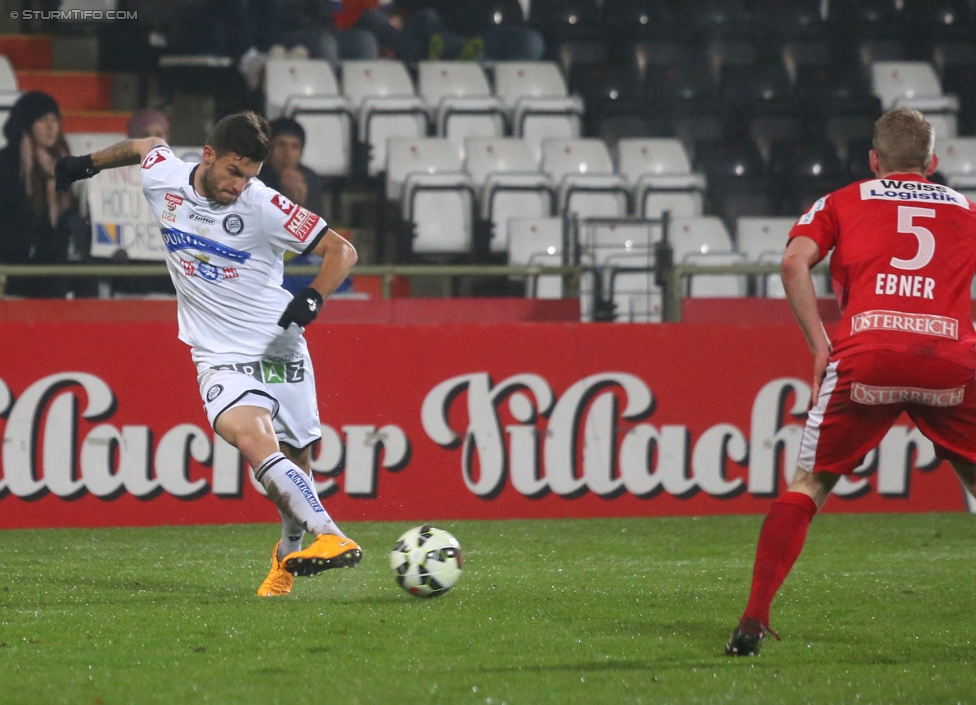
[1,514,974,704]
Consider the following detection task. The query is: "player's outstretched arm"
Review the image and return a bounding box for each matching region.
[277,229,358,329]
[55,137,167,191]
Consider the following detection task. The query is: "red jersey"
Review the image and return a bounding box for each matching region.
[789,173,976,367]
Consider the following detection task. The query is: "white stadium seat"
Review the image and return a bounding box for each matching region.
[418,62,505,154]
[342,60,428,177]
[493,61,583,163]
[0,55,19,148]
[617,137,692,176]
[735,216,795,261]
[508,216,564,298]
[616,138,706,219]
[286,95,355,178]
[386,137,473,255]
[936,137,976,190]
[683,250,749,298]
[541,138,629,218]
[264,59,354,177]
[264,58,339,120]
[735,217,832,298]
[464,137,554,253]
[735,216,794,296]
[871,61,959,138]
[668,216,735,261]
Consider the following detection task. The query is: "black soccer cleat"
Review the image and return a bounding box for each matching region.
[725,617,780,656]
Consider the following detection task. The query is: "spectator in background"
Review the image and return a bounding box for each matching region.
[260,117,341,296]
[126,109,172,141]
[334,0,394,32]
[237,0,380,91]
[0,91,77,297]
[357,0,544,62]
[265,0,379,64]
[260,118,326,217]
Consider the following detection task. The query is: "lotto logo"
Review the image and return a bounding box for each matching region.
[285,207,320,242]
[271,193,296,215]
[142,150,167,169]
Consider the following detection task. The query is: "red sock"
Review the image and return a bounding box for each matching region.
[741,491,817,628]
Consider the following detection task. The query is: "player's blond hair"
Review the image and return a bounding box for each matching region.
[872,108,934,174]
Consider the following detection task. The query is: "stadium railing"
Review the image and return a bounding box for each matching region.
[0,259,830,323]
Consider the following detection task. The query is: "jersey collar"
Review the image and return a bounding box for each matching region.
[878,172,929,183]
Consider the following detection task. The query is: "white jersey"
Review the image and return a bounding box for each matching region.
[140,145,328,368]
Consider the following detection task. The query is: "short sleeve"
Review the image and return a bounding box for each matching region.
[140,145,179,187]
[789,193,837,262]
[257,184,329,255]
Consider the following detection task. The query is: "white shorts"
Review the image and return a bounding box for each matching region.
[197,353,321,449]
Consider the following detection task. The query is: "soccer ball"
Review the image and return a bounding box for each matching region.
[389,525,463,598]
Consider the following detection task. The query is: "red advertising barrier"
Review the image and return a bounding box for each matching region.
[0,301,970,528]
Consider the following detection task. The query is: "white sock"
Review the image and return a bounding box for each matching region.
[254,452,345,538]
[277,509,304,561]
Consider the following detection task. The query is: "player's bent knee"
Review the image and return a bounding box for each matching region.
[788,467,839,508]
[215,405,280,464]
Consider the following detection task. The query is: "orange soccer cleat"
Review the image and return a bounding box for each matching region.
[282,535,363,577]
[256,540,295,597]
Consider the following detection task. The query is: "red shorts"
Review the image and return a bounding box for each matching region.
[799,350,976,474]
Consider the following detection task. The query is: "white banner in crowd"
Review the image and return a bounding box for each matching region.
[87,164,167,261]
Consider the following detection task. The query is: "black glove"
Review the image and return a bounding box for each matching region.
[55,154,99,192]
[278,287,323,329]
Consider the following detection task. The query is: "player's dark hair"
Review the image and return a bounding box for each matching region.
[873,108,934,174]
[206,111,272,163]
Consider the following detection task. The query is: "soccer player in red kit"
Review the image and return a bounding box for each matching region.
[725,108,976,656]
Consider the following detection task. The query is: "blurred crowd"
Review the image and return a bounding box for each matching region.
[0,1,543,298]
[144,0,543,66]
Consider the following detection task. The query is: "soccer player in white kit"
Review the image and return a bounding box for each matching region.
[55,112,362,597]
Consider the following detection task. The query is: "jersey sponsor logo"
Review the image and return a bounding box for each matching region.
[271,193,296,215]
[164,193,183,211]
[179,258,239,282]
[859,179,968,208]
[162,228,252,265]
[206,384,224,402]
[142,149,168,169]
[162,211,177,223]
[212,359,306,383]
[797,196,827,225]
[223,214,244,234]
[284,207,320,242]
[188,211,215,225]
[285,468,325,513]
[850,309,958,339]
[851,382,965,407]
